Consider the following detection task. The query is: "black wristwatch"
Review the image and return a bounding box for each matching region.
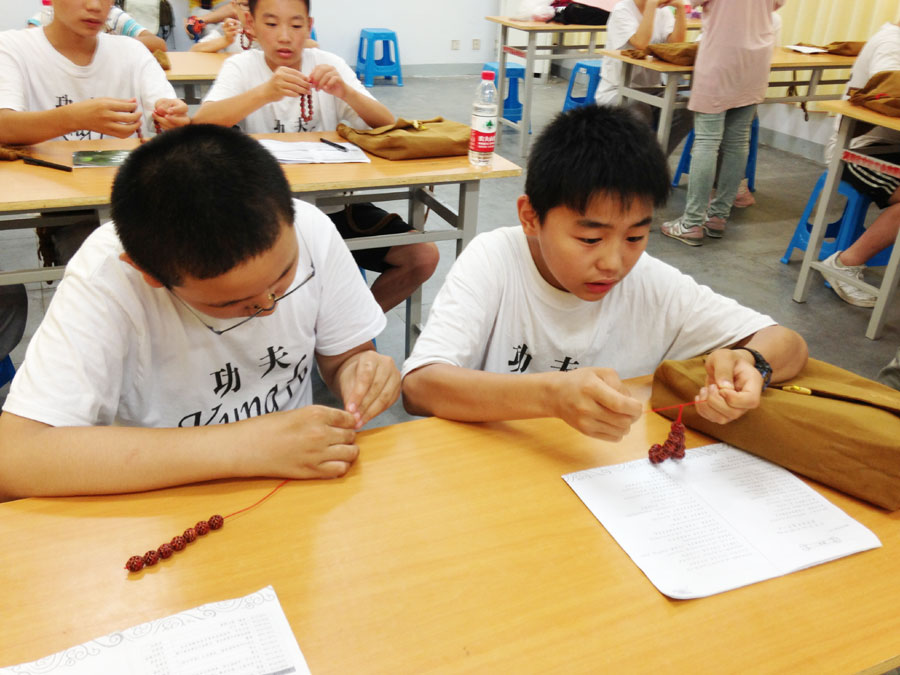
[734,347,772,391]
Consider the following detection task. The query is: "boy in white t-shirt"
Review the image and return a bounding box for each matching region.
[27,5,168,54]
[402,105,808,442]
[0,0,187,145]
[594,0,691,155]
[0,124,400,501]
[194,0,439,313]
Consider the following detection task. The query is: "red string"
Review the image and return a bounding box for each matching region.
[648,399,704,415]
[224,479,290,520]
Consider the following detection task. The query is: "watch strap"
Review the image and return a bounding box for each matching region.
[733,346,772,390]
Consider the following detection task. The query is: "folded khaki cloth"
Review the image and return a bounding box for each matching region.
[796,40,866,56]
[621,42,698,66]
[849,70,900,118]
[337,117,470,160]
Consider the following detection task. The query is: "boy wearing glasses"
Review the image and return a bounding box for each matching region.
[193,0,439,313]
[0,125,399,501]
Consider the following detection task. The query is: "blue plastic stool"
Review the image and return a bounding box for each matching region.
[671,116,760,190]
[0,355,15,389]
[310,27,318,41]
[562,60,603,112]
[483,61,525,123]
[780,171,892,267]
[355,29,403,88]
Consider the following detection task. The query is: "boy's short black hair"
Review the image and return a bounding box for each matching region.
[112,124,294,288]
[248,0,309,14]
[525,104,670,222]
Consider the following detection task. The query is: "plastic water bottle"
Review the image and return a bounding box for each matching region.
[469,70,499,167]
[40,0,54,26]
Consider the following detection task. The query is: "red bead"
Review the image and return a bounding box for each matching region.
[143,549,160,567]
[648,444,667,464]
[208,514,224,530]
[195,520,210,536]
[170,535,187,552]
[158,543,174,559]
[125,555,144,572]
[183,527,197,543]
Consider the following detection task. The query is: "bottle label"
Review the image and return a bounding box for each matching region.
[469,113,497,153]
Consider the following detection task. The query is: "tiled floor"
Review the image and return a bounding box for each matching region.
[2,73,900,426]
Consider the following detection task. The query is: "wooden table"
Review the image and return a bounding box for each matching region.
[793,99,900,340]
[1,376,898,674]
[0,133,521,353]
[165,51,232,104]
[486,15,701,157]
[604,46,856,152]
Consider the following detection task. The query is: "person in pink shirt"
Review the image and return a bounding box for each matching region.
[662,0,785,246]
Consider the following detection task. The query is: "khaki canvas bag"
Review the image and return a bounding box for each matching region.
[336,117,470,160]
[650,357,900,510]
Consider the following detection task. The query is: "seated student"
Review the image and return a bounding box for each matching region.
[185,0,236,40]
[594,0,692,156]
[2,0,190,267]
[27,4,168,54]
[193,0,439,313]
[819,19,900,308]
[0,283,27,377]
[401,106,808,440]
[190,0,317,54]
[0,125,400,501]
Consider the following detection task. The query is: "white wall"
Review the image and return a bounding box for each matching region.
[3,1,503,71]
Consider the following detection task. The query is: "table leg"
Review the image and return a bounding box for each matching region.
[404,187,427,356]
[457,180,480,256]
[496,25,509,146]
[793,116,855,302]
[866,238,900,339]
[520,32,537,157]
[614,63,631,105]
[655,74,681,151]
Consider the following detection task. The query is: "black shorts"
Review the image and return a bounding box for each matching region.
[841,150,900,209]
[328,202,411,273]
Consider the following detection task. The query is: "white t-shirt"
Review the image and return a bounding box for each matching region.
[204,48,374,134]
[402,227,775,380]
[3,200,386,429]
[0,28,175,140]
[198,28,246,54]
[825,22,900,162]
[595,0,676,105]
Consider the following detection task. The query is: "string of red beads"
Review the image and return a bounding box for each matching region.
[124,515,223,573]
[648,421,687,464]
[299,94,313,123]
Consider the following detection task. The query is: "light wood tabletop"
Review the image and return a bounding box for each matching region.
[1,376,898,674]
[599,46,856,73]
[0,133,520,215]
[164,50,232,83]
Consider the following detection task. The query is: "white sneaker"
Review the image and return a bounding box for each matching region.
[661,218,704,246]
[820,252,877,308]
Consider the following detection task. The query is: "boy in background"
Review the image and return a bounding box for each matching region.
[594,0,692,156]
[194,0,438,312]
[1,0,190,266]
[28,4,168,54]
[0,124,399,501]
[402,106,808,441]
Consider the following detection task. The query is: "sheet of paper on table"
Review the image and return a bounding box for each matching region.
[0,585,311,675]
[259,138,370,164]
[563,443,881,599]
[786,44,828,54]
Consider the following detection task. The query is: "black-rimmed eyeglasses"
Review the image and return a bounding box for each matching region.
[174,258,316,336]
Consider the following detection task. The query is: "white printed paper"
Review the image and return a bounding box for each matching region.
[1,586,311,675]
[786,44,828,54]
[563,443,881,599]
[259,139,370,164]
